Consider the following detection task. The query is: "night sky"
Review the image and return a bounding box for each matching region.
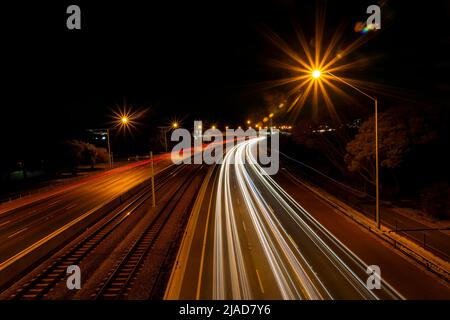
[2,0,449,160]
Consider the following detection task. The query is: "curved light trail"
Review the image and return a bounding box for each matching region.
[212,137,403,300]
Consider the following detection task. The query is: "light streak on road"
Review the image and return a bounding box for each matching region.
[212,137,404,299]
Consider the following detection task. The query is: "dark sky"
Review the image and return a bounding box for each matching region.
[1,0,449,159]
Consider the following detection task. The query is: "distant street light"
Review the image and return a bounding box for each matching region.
[106,111,133,168]
[159,122,180,153]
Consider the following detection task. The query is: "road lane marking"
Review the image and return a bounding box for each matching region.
[7,227,29,239]
[0,220,11,228]
[287,233,298,249]
[164,164,212,299]
[48,200,62,207]
[271,168,406,299]
[255,269,265,294]
[0,202,105,272]
[65,203,78,210]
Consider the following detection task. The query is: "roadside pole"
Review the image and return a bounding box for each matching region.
[150,151,156,207]
[106,129,113,168]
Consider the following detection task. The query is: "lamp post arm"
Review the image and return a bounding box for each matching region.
[326,72,377,102]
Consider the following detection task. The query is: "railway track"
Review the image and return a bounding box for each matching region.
[92,165,204,299]
[8,164,188,300]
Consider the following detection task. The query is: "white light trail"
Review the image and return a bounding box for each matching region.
[211,137,403,300]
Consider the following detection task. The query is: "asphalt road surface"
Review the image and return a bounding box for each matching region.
[169,138,450,299]
[0,158,171,276]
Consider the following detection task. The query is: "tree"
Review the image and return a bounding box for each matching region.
[95,147,109,164]
[64,140,109,171]
[82,142,98,169]
[345,105,441,185]
[65,140,85,172]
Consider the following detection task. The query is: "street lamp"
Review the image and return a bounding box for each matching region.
[312,69,321,79]
[159,122,180,153]
[313,70,381,229]
[105,115,132,168]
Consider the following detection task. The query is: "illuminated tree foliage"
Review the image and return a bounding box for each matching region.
[345,105,441,185]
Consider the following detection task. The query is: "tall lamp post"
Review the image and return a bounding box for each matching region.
[158,122,179,153]
[106,128,112,168]
[106,116,130,169]
[313,69,380,229]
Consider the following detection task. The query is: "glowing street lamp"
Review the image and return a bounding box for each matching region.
[105,112,134,168]
[159,121,180,153]
[267,19,382,228]
[312,69,322,79]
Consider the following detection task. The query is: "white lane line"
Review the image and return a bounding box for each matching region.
[0,202,104,271]
[47,199,62,207]
[287,234,298,249]
[65,203,78,210]
[7,227,29,239]
[255,269,265,294]
[0,220,11,228]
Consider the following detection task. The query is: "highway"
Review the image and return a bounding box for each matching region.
[280,153,450,261]
[0,158,171,283]
[167,137,450,299]
[1,137,449,300]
